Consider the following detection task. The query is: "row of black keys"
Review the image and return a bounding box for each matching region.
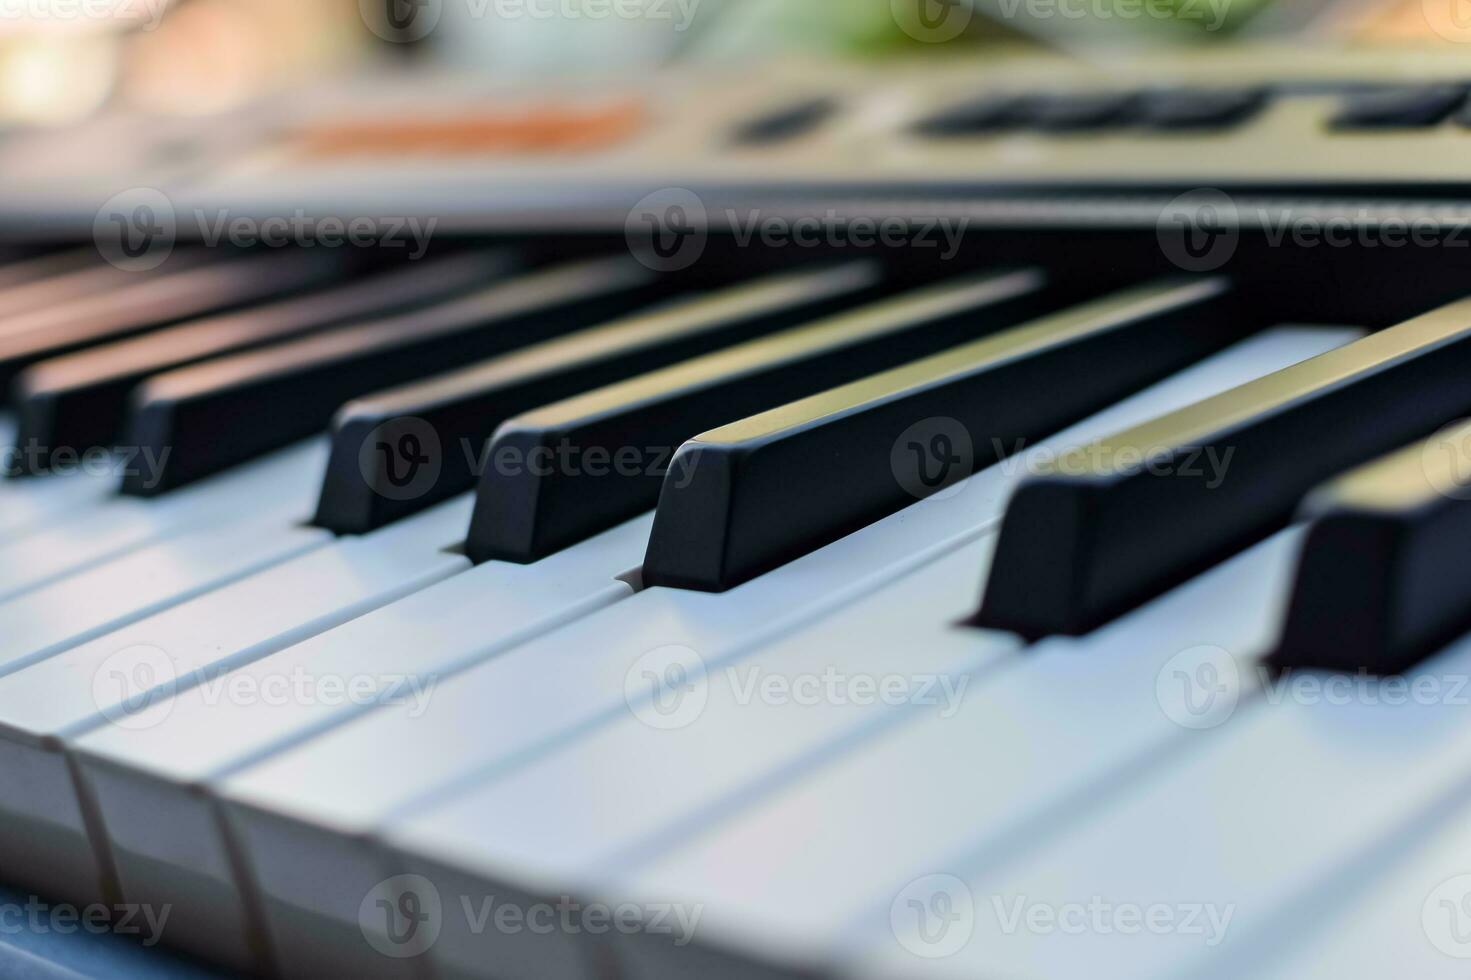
[898,83,1471,137]
[3,243,1468,679]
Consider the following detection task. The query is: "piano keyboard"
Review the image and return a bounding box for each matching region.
[9,111,1471,979]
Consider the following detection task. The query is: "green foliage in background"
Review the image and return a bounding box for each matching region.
[740,0,1272,55]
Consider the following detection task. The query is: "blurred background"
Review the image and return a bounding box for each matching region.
[0,0,1456,130]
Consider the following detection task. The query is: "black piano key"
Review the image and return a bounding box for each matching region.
[14,250,514,458]
[640,279,1244,593]
[1138,87,1267,130]
[975,296,1471,639]
[1269,425,1471,675]
[1330,84,1466,129]
[314,262,884,534]
[466,269,1059,565]
[0,248,215,323]
[0,248,349,390]
[120,256,662,497]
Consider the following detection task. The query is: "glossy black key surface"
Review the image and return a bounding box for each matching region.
[976,296,1471,638]
[14,250,513,457]
[732,97,837,145]
[0,248,347,389]
[314,262,884,534]
[1138,88,1267,130]
[1270,423,1471,675]
[121,256,660,496]
[1330,84,1466,129]
[641,279,1243,592]
[466,269,1055,565]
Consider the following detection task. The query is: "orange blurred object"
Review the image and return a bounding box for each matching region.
[292,98,648,156]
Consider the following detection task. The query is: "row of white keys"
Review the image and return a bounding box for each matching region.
[0,494,474,920]
[0,438,327,602]
[607,523,1303,979]
[72,513,653,972]
[386,498,1303,974]
[0,442,335,680]
[841,631,1471,980]
[213,326,1358,979]
[396,537,1004,980]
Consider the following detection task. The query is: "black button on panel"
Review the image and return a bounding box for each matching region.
[1138,88,1268,130]
[732,97,838,146]
[911,95,1032,136]
[1025,93,1140,132]
[1330,85,1467,129]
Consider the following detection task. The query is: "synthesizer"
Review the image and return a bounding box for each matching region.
[2,35,1471,980]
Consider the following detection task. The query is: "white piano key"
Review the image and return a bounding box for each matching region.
[214,325,1359,979]
[607,526,1305,980]
[0,439,327,602]
[0,495,474,916]
[840,629,1471,980]
[72,513,650,972]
